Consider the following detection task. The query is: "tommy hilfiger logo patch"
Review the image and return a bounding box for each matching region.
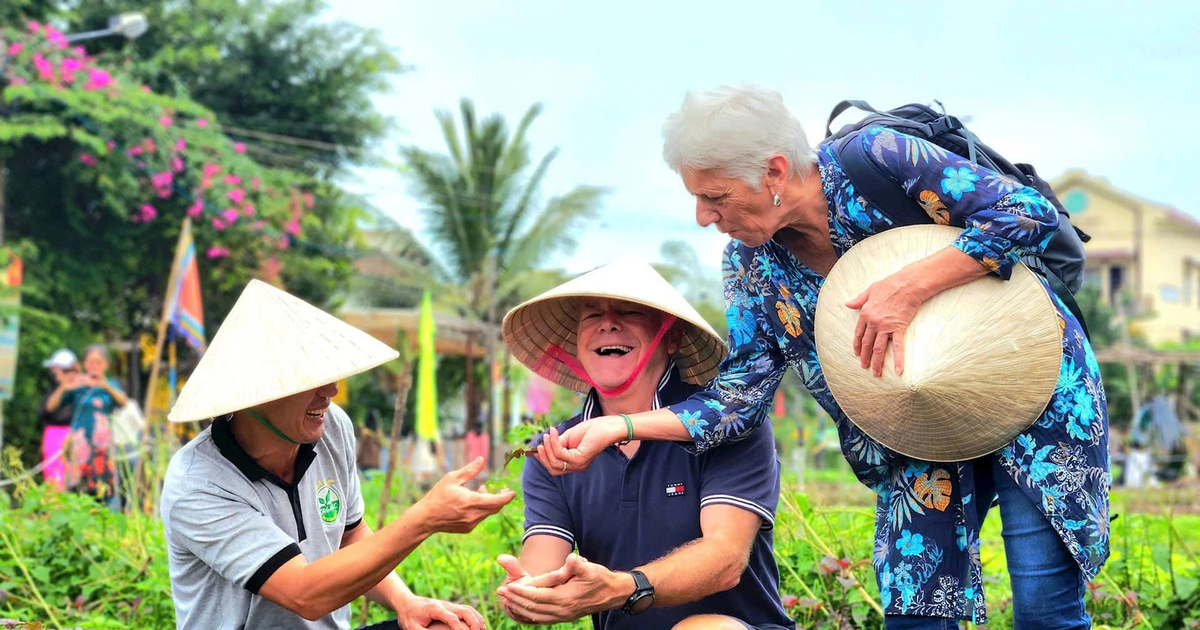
[665,482,686,497]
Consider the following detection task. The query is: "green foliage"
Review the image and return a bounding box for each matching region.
[0,455,1197,629]
[0,1,56,29]
[67,0,403,174]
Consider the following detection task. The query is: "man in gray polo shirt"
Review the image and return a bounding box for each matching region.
[161,280,514,629]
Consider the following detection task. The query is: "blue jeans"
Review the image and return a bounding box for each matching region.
[885,457,1091,630]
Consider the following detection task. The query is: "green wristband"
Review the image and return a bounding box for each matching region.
[619,414,634,443]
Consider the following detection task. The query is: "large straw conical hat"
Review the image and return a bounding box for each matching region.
[814,225,1063,462]
[168,279,399,423]
[503,257,727,393]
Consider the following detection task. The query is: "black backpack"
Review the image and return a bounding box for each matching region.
[824,100,1092,339]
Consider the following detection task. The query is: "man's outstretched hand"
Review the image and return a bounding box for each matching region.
[413,457,515,534]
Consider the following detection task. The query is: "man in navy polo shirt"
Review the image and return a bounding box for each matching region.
[495,259,795,630]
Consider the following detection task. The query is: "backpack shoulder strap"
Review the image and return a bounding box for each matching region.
[825,100,879,138]
[832,130,929,227]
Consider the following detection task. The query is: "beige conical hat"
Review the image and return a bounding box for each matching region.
[503,257,727,393]
[814,225,1063,462]
[168,279,399,423]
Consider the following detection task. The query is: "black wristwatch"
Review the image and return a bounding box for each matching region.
[620,570,655,615]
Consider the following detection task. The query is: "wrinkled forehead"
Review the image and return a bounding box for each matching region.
[574,297,665,321]
[681,168,743,194]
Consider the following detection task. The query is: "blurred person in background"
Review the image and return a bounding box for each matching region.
[59,344,128,506]
[38,348,81,491]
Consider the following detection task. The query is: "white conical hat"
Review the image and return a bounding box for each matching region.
[814,225,1063,462]
[503,257,727,393]
[168,279,399,423]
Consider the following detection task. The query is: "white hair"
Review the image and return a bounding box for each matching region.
[661,85,816,189]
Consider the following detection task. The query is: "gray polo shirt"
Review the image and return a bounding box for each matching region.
[161,404,365,630]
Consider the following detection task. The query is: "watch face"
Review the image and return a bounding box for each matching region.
[631,593,654,615]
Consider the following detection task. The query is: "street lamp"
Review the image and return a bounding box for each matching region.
[65,12,150,43]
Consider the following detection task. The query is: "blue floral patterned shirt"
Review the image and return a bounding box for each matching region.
[668,128,1110,623]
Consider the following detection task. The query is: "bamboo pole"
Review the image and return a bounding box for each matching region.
[134,218,193,506]
[376,364,414,531]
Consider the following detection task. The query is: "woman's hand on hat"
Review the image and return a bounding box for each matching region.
[846,247,992,377]
[414,457,515,534]
[535,419,623,476]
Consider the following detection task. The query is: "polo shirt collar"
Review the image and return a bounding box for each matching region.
[582,361,680,421]
[212,415,318,489]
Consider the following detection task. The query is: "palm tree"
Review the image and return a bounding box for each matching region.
[402,98,606,457]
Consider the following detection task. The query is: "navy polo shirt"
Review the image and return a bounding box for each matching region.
[522,364,795,630]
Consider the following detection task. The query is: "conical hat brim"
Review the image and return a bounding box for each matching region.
[814,225,1063,462]
[168,279,399,423]
[503,258,727,393]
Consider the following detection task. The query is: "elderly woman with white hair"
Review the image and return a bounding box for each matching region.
[534,86,1108,630]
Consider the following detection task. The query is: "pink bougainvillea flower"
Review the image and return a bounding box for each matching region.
[261,256,281,282]
[278,236,291,250]
[221,208,240,224]
[233,142,246,154]
[203,163,221,178]
[212,217,227,231]
[142,138,156,153]
[60,58,82,82]
[159,115,173,127]
[186,200,204,218]
[251,177,261,190]
[196,118,209,129]
[105,140,115,151]
[285,220,301,236]
[152,171,173,190]
[171,157,185,173]
[44,26,68,49]
[206,247,230,260]
[227,188,245,204]
[127,146,144,157]
[83,68,113,91]
[175,138,186,152]
[33,54,54,81]
[141,85,151,94]
[133,204,158,223]
[7,42,24,57]
[28,21,41,34]
[223,175,241,186]
[72,46,86,57]
[241,202,256,217]
[302,193,315,209]
[78,153,97,167]
[10,77,26,86]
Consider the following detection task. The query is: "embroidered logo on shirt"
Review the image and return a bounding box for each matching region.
[315,479,342,524]
[665,483,686,497]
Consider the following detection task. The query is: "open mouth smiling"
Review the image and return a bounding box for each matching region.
[596,345,632,357]
[305,405,328,420]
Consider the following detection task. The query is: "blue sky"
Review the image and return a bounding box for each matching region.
[335,0,1199,277]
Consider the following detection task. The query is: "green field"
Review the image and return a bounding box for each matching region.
[0,459,1197,629]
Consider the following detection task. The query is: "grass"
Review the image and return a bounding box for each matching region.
[0,447,1197,629]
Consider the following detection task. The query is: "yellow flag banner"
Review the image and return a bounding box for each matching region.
[415,290,438,442]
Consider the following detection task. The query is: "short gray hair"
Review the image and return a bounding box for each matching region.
[83,344,109,362]
[661,85,816,189]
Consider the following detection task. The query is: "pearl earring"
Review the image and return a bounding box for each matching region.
[772,192,781,207]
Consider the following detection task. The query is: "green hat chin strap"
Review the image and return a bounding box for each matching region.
[247,409,302,445]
